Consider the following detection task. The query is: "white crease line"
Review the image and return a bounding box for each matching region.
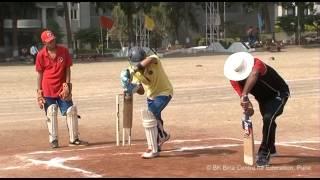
[111,139,320,156]
[111,142,320,157]
[169,137,242,143]
[276,143,320,151]
[111,144,242,156]
[279,140,320,144]
[0,165,31,170]
[169,144,242,152]
[1,138,319,173]
[27,156,102,178]
[255,140,320,151]
[28,145,115,155]
[112,152,143,156]
[8,155,102,178]
[27,138,320,156]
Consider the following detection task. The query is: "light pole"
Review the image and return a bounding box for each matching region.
[297,6,301,46]
[224,2,226,40]
[290,22,295,45]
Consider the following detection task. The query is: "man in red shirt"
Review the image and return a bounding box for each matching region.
[224,52,290,167]
[35,30,88,148]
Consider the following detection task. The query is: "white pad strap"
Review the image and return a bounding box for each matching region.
[46,104,58,143]
[66,105,79,142]
[141,109,158,153]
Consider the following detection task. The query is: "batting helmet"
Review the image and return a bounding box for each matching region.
[128,46,146,65]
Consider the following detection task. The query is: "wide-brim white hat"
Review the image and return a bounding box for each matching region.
[224,52,254,81]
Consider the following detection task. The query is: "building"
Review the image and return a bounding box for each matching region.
[1,2,103,58]
[274,2,320,43]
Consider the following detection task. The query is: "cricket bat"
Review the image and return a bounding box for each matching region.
[122,92,133,145]
[123,93,133,129]
[242,112,255,166]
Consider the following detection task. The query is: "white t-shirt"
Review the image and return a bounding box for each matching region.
[30,46,38,55]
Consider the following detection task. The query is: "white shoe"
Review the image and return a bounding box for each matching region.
[69,139,89,147]
[141,149,160,159]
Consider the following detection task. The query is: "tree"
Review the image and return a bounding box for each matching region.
[110,5,127,48]
[164,2,200,43]
[117,2,158,47]
[0,3,10,47]
[279,2,316,44]
[11,4,18,57]
[242,2,273,33]
[149,4,169,49]
[305,14,320,36]
[47,18,64,43]
[276,16,296,36]
[74,28,100,49]
[95,2,158,47]
[0,3,36,57]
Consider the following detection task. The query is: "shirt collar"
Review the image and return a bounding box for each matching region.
[44,45,58,57]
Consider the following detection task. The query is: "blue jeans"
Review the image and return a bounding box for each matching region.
[147,95,172,121]
[147,95,172,137]
[248,36,256,47]
[44,97,73,116]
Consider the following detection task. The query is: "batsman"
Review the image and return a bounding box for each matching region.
[35,30,88,148]
[120,46,173,159]
[224,52,290,167]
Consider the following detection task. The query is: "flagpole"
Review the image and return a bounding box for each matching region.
[224,2,226,41]
[107,29,109,49]
[100,25,104,55]
[148,30,150,48]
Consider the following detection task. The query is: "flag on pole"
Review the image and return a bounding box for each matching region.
[144,15,155,31]
[100,16,114,30]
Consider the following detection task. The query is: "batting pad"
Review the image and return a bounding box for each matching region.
[46,104,58,143]
[141,109,158,153]
[66,105,79,143]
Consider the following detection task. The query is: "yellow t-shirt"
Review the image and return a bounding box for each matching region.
[129,55,173,99]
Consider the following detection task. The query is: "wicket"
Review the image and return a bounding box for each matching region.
[116,93,133,146]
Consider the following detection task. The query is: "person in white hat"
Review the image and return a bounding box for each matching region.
[224,52,290,167]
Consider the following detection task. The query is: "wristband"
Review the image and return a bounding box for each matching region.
[241,95,249,101]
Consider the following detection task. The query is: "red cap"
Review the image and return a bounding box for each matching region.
[41,30,56,43]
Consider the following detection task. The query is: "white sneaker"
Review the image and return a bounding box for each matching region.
[141,149,160,159]
[69,139,89,147]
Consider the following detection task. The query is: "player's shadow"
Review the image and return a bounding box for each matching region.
[159,148,237,158]
[271,155,320,166]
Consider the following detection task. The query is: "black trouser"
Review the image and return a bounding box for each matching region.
[258,94,289,158]
[32,54,37,65]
